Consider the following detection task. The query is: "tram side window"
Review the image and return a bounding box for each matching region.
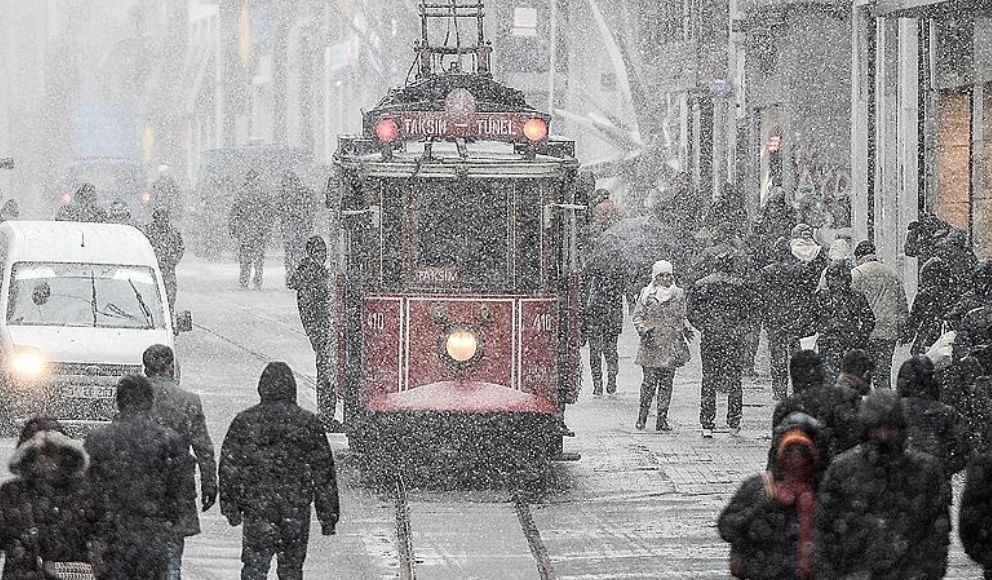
[380,180,404,288]
[416,182,509,291]
[516,182,542,292]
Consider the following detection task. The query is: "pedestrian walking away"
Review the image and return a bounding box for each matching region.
[632,260,692,431]
[719,413,827,580]
[906,258,957,354]
[278,171,316,288]
[813,261,875,384]
[771,349,862,460]
[688,253,755,437]
[759,238,804,399]
[0,417,110,579]
[144,344,218,579]
[289,236,341,431]
[850,241,909,389]
[815,390,952,579]
[55,183,109,223]
[144,207,186,311]
[84,375,186,580]
[583,261,625,397]
[219,362,340,580]
[229,170,274,290]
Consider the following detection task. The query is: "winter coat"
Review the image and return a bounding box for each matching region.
[946,290,984,331]
[631,285,688,368]
[812,287,875,353]
[689,242,747,283]
[147,374,217,536]
[851,256,909,341]
[789,252,829,338]
[218,369,339,528]
[55,203,108,224]
[228,185,273,246]
[909,260,958,353]
[687,273,754,345]
[84,413,186,578]
[143,223,185,274]
[960,453,992,572]
[759,260,806,332]
[278,183,316,242]
[815,398,951,579]
[719,414,827,580]
[962,374,992,457]
[897,356,971,477]
[582,266,625,337]
[290,257,332,347]
[772,379,862,460]
[957,305,992,364]
[0,431,110,580]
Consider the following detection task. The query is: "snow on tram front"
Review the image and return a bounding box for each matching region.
[332,2,586,464]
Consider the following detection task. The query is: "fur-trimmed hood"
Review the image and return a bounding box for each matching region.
[9,430,89,481]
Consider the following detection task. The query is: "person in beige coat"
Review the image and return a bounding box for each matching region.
[851,241,909,389]
[632,260,693,431]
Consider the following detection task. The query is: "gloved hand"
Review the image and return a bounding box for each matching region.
[201,483,218,512]
[222,507,242,527]
[321,521,337,536]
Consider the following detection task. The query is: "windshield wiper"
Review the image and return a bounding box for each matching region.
[89,272,98,327]
[127,279,153,327]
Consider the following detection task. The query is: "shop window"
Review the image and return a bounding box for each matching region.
[935,90,971,237]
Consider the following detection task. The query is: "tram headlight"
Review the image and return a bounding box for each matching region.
[376,118,399,143]
[445,330,479,363]
[523,118,548,143]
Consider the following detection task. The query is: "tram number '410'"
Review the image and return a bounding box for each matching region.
[366,312,386,330]
[532,314,553,332]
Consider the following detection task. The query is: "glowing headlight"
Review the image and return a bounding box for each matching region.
[10,350,46,377]
[445,330,479,363]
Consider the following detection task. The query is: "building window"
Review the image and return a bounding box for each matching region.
[512,7,538,37]
[935,90,972,237]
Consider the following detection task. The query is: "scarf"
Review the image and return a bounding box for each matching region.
[641,283,678,304]
[763,473,816,580]
[790,238,822,263]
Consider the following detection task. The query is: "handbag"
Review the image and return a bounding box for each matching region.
[23,501,96,580]
[926,329,956,371]
[673,334,692,367]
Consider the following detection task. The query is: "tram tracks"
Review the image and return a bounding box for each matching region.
[390,473,559,580]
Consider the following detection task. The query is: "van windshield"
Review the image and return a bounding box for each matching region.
[7,262,165,330]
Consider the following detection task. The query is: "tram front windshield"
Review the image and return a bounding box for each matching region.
[415,181,510,290]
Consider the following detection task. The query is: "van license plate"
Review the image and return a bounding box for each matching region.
[64,386,115,399]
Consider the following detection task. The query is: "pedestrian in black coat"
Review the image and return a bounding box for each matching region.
[289,236,340,431]
[0,417,111,579]
[84,376,186,580]
[760,238,805,399]
[143,344,217,578]
[719,413,827,580]
[219,362,340,580]
[772,349,863,461]
[896,355,971,477]
[144,207,185,310]
[278,171,316,288]
[688,253,755,437]
[582,262,625,396]
[229,170,274,290]
[906,258,957,354]
[813,262,876,384]
[55,184,109,223]
[960,452,992,579]
[816,390,951,580]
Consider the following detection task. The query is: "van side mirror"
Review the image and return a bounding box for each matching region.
[176,310,193,333]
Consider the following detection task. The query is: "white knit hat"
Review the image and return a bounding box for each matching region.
[651,260,674,278]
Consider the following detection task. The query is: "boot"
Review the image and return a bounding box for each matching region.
[656,415,672,431]
[592,373,603,396]
[606,374,617,395]
[636,407,649,430]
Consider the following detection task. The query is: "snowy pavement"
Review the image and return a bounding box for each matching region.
[0,254,983,578]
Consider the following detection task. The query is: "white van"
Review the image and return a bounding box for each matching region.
[0,221,191,432]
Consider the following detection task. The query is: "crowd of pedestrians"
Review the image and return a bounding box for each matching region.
[0,346,340,580]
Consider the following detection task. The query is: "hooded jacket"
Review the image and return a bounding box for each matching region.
[771,376,862,460]
[0,430,110,579]
[719,414,827,580]
[219,363,339,527]
[851,255,909,341]
[816,391,951,580]
[289,256,332,345]
[896,356,970,476]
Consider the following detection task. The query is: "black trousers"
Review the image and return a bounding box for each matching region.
[111,516,170,580]
[311,334,336,423]
[238,240,265,289]
[588,329,620,394]
[868,339,897,390]
[639,367,675,425]
[768,329,800,399]
[699,333,743,429]
[241,513,310,580]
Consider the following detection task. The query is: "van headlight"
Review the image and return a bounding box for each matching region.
[444,329,480,365]
[9,347,47,378]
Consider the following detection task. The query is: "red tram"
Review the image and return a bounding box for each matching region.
[332,3,586,462]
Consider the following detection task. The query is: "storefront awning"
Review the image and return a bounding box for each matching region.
[861,0,992,18]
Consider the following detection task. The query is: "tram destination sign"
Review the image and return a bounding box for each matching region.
[387,111,544,144]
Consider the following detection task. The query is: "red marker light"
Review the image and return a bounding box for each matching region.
[61,193,72,205]
[141,191,152,206]
[376,118,399,143]
[523,118,548,143]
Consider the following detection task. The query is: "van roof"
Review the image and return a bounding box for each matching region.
[0,221,158,266]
